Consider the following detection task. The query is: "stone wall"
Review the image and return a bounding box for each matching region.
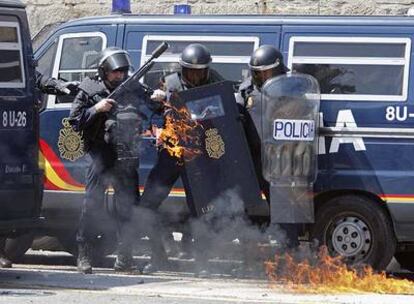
[23,0,414,35]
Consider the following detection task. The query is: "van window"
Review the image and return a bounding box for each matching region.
[58,36,104,82]
[141,35,259,88]
[146,40,255,57]
[288,37,411,101]
[37,40,57,78]
[53,32,107,104]
[0,21,25,88]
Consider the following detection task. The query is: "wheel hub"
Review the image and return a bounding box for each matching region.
[331,216,371,258]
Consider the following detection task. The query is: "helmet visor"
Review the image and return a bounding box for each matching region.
[103,52,131,73]
[182,67,209,87]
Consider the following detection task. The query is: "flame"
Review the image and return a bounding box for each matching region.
[159,100,203,162]
[265,246,414,294]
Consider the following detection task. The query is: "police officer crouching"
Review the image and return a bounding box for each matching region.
[140,43,224,276]
[236,45,299,273]
[69,47,146,274]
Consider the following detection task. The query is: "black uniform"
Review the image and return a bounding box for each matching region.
[140,71,224,214]
[138,71,224,271]
[69,77,140,247]
[237,77,269,201]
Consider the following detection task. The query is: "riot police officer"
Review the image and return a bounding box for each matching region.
[69,47,147,274]
[237,45,289,199]
[139,43,224,275]
[0,73,79,269]
[235,45,298,275]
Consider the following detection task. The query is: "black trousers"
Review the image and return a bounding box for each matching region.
[139,149,196,262]
[77,144,139,246]
[140,149,179,210]
[140,149,194,212]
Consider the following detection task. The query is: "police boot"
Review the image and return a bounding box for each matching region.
[141,238,169,274]
[280,224,300,249]
[114,243,134,272]
[0,253,12,268]
[194,248,211,278]
[77,242,92,274]
[176,232,193,259]
[0,238,12,268]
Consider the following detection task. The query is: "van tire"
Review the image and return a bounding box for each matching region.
[394,252,414,272]
[310,195,396,270]
[4,233,34,262]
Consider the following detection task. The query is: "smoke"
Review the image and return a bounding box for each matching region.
[174,188,292,277]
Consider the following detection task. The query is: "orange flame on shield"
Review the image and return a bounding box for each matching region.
[158,101,203,163]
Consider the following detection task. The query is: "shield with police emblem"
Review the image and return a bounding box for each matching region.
[167,81,269,218]
[262,73,320,223]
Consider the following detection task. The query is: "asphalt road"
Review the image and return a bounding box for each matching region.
[0,251,414,304]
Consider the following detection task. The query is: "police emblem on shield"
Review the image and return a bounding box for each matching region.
[205,128,225,159]
[58,118,85,162]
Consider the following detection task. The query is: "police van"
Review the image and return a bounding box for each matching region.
[34,7,414,270]
[0,0,43,260]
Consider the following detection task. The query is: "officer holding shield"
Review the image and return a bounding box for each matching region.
[139,43,224,275]
[236,45,299,252]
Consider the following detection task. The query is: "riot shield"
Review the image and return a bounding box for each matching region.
[262,73,320,223]
[173,81,269,218]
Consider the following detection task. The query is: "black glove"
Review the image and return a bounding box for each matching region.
[54,80,80,95]
[42,78,80,95]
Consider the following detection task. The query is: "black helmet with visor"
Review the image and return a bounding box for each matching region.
[98,47,131,88]
[248,45,288,88]
[179,43,212,87]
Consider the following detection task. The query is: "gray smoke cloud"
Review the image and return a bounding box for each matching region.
[176,188,292,277]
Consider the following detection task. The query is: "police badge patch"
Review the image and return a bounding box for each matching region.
[205,128,225,159]
[58,118,85,161]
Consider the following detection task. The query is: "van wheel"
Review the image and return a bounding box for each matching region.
[394,252,414,272]
[311,195,396,270]
[4,233,34,262]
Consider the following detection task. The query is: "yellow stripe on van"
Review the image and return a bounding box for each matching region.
[39,152,85,191]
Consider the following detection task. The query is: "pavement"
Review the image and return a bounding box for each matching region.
[0,252,413,304]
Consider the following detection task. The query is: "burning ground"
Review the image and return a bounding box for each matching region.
[265,246,414,295]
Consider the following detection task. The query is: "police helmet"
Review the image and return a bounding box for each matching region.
[178,44,212,87]
[179,43,212,69]
[98,47,131,80]
[249,45,288,88]
[249,45,288,72]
